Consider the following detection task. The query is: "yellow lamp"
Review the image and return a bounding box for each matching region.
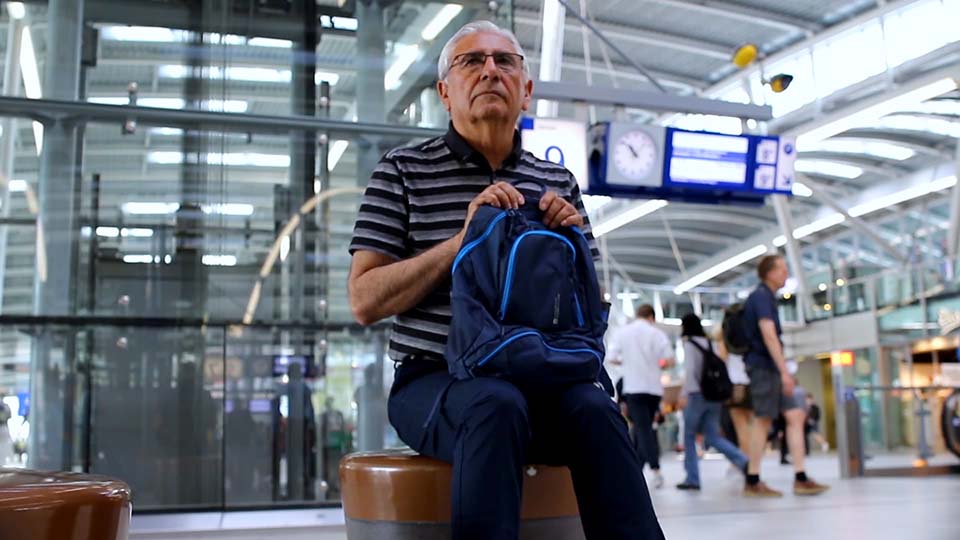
[732,44,759,69]
[766,73,794,93]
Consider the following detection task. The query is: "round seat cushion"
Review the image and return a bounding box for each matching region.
[340,449,585,540]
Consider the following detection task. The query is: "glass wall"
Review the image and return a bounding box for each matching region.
[0,0,514,511]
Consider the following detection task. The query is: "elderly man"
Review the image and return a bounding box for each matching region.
[348,21,663,540]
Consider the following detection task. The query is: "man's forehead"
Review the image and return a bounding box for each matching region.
[453,32,518,55]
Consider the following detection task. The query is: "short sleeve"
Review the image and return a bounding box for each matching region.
[349,156,409,260]
[567,177,600,261]
[753,291,777,324]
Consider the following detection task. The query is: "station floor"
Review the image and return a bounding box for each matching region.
[130,453,960,540]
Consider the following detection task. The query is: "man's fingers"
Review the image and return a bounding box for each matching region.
[494,182,524,207]
[538,189,556,211]
[542,197,566,227]
[559,210,584,228]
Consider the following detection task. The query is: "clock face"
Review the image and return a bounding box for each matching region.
[613,130,658,182]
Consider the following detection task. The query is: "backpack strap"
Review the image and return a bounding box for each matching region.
[686,337,715,356]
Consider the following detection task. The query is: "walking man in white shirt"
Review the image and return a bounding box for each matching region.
[607,304,675,488]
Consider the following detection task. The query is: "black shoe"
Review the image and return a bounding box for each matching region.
[676,482,701,491]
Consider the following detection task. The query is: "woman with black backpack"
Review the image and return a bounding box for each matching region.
[676,314,750,491]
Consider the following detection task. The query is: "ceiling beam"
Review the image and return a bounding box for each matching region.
[647,0,821,34]
[514,8,733,60]
[528,56,707,91]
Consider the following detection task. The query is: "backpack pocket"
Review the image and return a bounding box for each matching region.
[499,230,584,330]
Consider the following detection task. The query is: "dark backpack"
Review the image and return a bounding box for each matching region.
[444,182,611,392]
[687,338,733,402]
[722,303,750,355]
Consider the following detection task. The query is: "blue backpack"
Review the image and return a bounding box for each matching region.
[444,182,612,392]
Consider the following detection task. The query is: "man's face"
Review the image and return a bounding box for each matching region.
[768,257,789,290]
[437,31,532,126]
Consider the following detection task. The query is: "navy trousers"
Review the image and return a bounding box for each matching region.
[388,360,665,540]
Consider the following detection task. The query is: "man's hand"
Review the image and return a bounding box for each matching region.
[539,190,584,229]
[464,181,524,230]
[781,372,795,397]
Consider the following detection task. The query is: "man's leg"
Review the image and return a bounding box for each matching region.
[641,394,663,472]
[623,394,647,467]
[680,395,704,487]
[701,400,748,471]
[785,407,806,471]
[748,415,772,475]
[388,362,531,540]
[530,383,664,540]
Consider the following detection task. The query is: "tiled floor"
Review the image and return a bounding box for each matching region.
[131,453,960,540]
[650,453,959,540]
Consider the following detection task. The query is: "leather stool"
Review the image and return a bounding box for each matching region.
[0,468,131,540]
[340,449,585,540]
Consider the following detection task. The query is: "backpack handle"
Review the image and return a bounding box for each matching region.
[509,179,547,199]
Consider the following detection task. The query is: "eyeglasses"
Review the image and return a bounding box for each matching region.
[450,52,524,74]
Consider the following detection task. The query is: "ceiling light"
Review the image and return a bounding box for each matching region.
[122,202,180,215]
[121,228,154,237]
[6,2,25,19]
[202,203,254,216]
[384,45,421,90]
[848,175,957,217]
[593,199,668,237]
[794,160,863,179]
[875,115,960,138]
[673,243,769,294]
[772,235,787,247]
[248,37,291,48]
[792,182,813,197]
[793,213,844,239]
[96,227,120,238]
[818,283,827,291]
[202,255,237,267]
[582,194,614,214]
[147,151,290,168]
[8,180,27,192]
[123,254,154,264]
[793,77,958,146]
[327,140,349,171]
[158,65,339,86]
[798,138,915,161]
[421,4,463,41]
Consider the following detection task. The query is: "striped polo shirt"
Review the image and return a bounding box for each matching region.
[349,123,598,363]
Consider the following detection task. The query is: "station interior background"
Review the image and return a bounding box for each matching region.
[0,0,957,525]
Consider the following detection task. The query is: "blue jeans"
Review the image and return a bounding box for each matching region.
[389,360,665,540]
[682,392,748,487]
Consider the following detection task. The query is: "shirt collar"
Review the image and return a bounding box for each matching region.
[443,122,523,170]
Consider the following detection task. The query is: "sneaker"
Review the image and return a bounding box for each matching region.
[794,479,830,496]
[676,482,701,491]
[653,471,664,489]
[744,481,783,498]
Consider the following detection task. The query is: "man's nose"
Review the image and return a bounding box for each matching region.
[480,55,500,80]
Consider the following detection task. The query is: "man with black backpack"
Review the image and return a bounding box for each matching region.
[741,255,829,497]
[348,21,663,540]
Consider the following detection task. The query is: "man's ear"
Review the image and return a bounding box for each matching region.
[437,80,452,112]
[520,78,534,112]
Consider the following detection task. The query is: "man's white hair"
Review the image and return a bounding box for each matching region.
[437,20,529,81]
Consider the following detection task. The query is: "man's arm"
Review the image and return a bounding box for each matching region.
[759,318,794,394]
[658,331,675,369]
[349,236,462,326]
[349,181,529,326]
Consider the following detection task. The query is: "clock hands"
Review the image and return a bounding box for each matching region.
[622,143,639,158]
